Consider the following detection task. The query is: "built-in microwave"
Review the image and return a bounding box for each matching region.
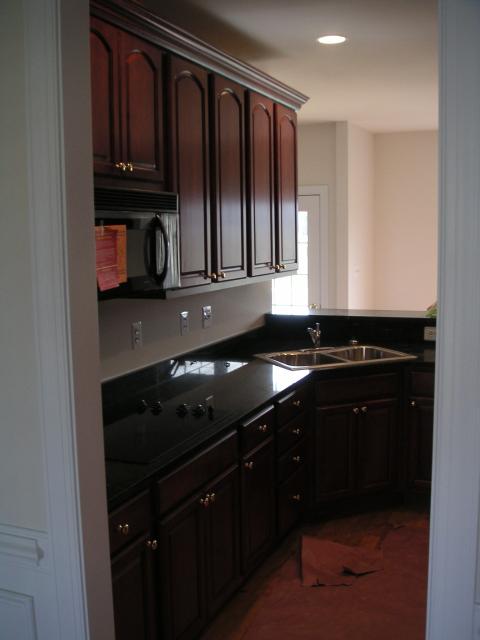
[94,187,180,298]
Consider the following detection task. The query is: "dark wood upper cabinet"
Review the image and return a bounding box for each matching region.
[119,32,166,187]
[247,92,276,277]
[275,104,298,272]
[168,55,211,287]
[210,76,247,281]
[90,17,120,178]
[90,18,166,190]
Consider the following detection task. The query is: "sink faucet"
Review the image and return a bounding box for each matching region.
[307,322,322,347]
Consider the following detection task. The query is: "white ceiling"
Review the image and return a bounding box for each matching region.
[148,0,438,132]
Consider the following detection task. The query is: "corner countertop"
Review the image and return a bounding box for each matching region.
[269,308,436,320]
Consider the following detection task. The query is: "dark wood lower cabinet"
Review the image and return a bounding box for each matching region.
[107,374,433,638]
[159,495,207,640]
[111,532,158,640]
[314,397,397,504]
[241,439,276,574]
[357,399,397,493]
[408,397,434,491]
[205,467,241,616]
[158,465,240,640]
[315,404,356,502]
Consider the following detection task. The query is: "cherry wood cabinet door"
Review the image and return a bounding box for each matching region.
[356,398,397,493]
[241,439,276,575]
[211,76,247,281]
[274,104,298,272]
[409,397,434,491]
[119,32,166,189]
[158,495,207,640]
[314,404,356,502]
[247,92,276,277]
[205,466,241,617]
[169,56,211,287]
[111,532,157,640]
[90,17,120,179]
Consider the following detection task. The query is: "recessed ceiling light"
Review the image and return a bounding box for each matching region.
[317,35,347,45]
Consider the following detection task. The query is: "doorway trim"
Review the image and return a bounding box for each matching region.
[427,0,480,637]
[299,185,330,309]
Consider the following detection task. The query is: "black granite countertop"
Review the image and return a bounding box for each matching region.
[104,315,435,511]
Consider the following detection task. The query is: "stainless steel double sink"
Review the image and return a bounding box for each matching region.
[255,345,416,371]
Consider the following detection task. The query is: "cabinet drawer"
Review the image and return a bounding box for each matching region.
[156,430,238,516]
[410,370,434,397]
[315,373,399,405]
[277,437,307,483]
[277,414,307,455]
[109,491,151,557]
[276,384,309,426]
[240,405,274,453]
[277,467,306,539]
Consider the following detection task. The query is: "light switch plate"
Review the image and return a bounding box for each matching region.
[180,311,189,335]
[424,326,436,341]
[202,305,212,329]
[131,321,143,349]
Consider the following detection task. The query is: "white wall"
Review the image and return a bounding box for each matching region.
[99,281,271,380]
[0,0,47,532]
[374,131,438,310]
[297,123,338,306]
[347,123,375,309]
[298,123,437,311]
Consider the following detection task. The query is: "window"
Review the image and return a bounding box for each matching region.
[272,210,309,313]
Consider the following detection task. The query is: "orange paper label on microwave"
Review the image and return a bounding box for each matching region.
[95,224,127,291]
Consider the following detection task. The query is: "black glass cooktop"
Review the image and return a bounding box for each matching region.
[104,403,232,465]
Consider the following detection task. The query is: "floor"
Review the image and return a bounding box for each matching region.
[201,507,429,640]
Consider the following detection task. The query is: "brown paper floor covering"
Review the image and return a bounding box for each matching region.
[201,508,429,640]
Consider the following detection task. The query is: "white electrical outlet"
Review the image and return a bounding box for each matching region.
[180,311,189,335]
[424,326,436,342]
[131,321,143,349]
[202,305,212,329]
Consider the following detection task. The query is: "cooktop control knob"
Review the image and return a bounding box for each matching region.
[151,400,163,415]
[192,404,206,418]
[176,403,189,417]
[137,399,149,414]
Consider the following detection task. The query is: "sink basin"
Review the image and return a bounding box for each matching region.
[260,350,345,369]
[256,345,416,371]
[327,345,412,362]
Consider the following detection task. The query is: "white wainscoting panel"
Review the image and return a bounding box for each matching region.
[0,590,37,640]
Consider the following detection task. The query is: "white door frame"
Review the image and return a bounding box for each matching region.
[427,0,480,638]
[299,186,330,309]
[0,0,115,638]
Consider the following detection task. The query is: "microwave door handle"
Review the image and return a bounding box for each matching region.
[155,214,169,284]
[144,215,168,284]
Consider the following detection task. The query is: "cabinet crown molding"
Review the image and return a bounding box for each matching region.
[91,0,309,110]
